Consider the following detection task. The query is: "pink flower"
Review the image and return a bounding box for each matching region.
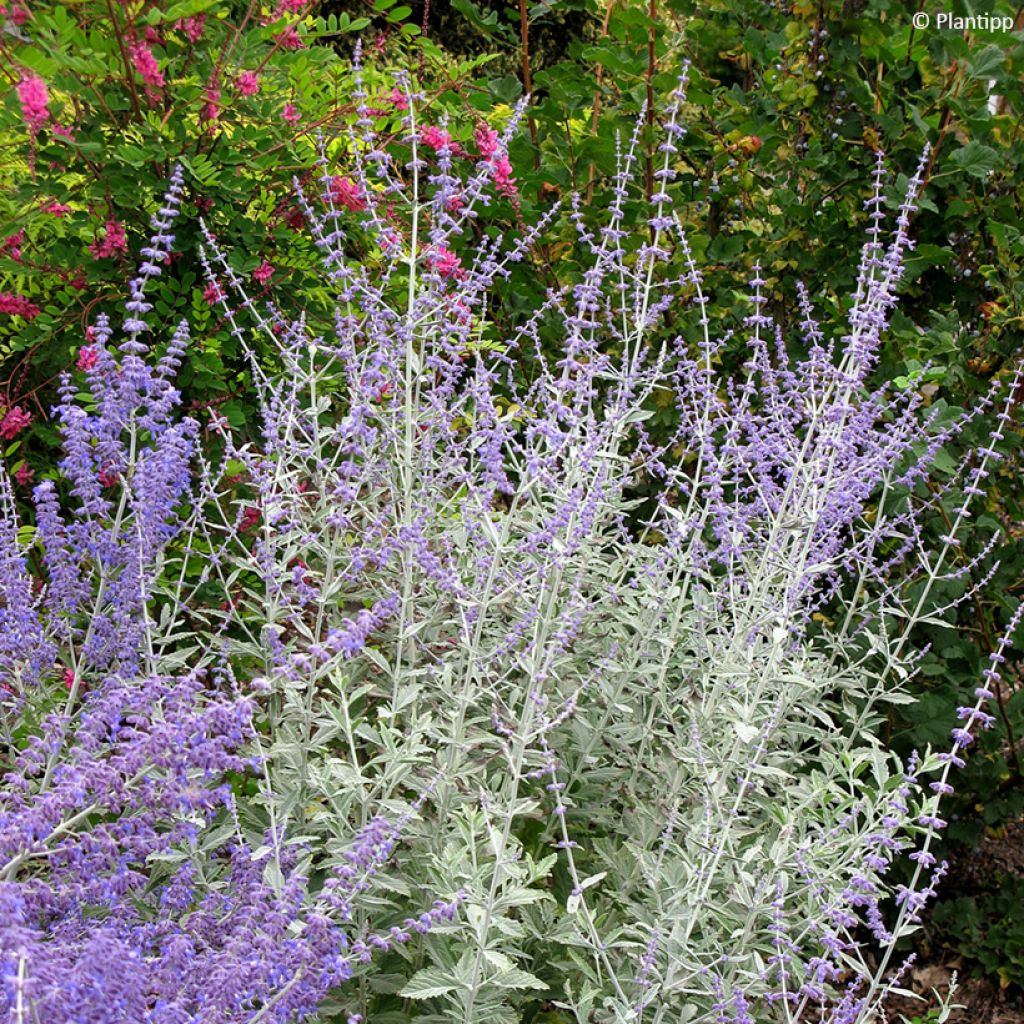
[282,103,301,124]
[447,194,464,212]
[98,467,119,488]
[491,154,517,198]
[472,125,518,198]
[144,25,163,45]
[274,25,304,49]
[330,176,366,212]
[2,230,24,262]
[176,14,205,42]
[64,668,75,690]
[430,246,463,280]
[236,71,260,96]
[0,406,31,440]
[253,260,274,285]
[474,125,500,159]
[129,41,165,99]
[17,75,50,134]
[204,84,221,122]
[89,220,128,260]
[389,87,409,112]
[240,506,261,532]
[0,293,40,319]
[203,281,224,305]
[14,464,33,487]
[420,125,451,151]
[43,201,71,216]
[52,123,75,142]
[77,346,99,371]
[1,4,29,25]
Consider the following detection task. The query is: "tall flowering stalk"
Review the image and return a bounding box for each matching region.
[189,66,1018,1023]
[0,168,454,1024]
[1,67,1016,1024]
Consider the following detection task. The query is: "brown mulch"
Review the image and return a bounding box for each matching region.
[882,963,1024,1023]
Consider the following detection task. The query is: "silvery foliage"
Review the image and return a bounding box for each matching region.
[183,70,1017,1023]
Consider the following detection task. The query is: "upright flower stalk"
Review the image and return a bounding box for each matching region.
[1,67,1015,1024]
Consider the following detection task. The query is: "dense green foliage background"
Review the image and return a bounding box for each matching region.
[2,0,1023,997]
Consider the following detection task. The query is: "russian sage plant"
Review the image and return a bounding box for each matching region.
[0,167,457,1024]
[1,65,1017,1024]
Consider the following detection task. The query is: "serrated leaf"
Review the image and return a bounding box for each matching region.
[398,967,460,999]
[950,142,998,179]
[492,967,547,991]
[967,44,1006,80]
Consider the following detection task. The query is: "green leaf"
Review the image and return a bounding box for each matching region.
[950,141,999,179]
[966,45,1006,80]
[398,967,460,999]
[492,967,548,991]
[450,0,502,36]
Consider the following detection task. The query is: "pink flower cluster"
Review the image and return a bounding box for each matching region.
[282,103,301,124]
[416,121,516,197]
[274,25,304,49]
[475,125,516,197]
[176,14,205,42]
[204,84,221,123]
[0,293,40,320]
[17,75,50,134]
[77,346,99,371]
[0,3,29,25]
[89,220,128,260]
[330,176,367,212]
[253,261,274,285]
[430,246,463,280]
[129,40,165,100]
[240,505,261,532]
[420,126,451,151]
[236,71,260,96]
[474,126,500,158]
[42,200,71,216]
[0,406,32,440]
[2,230,24,263]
